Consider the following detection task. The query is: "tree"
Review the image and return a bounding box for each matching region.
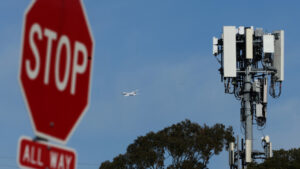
[99,119,234,169]
[248,148,300,169]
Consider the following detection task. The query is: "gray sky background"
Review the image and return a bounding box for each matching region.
[1,0,300,168]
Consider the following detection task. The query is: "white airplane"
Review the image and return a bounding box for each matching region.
[122,90,139,97]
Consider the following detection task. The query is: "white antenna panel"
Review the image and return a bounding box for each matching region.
[246,28,253,59]
[263,35,275,53]
[273,30,284,81]
[223,26,236,77]
[256,103,263,117]
[263,78,268,103]
[269,143,273,158]
[213,36,218,45]
[213,37,218,55]
[229,142,235,166]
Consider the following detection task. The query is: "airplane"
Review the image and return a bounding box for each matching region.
[122,90,139,97]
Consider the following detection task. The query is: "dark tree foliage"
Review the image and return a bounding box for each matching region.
[248,148,300,169]
[99,119,234,169]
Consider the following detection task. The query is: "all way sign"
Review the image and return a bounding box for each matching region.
[18,136,76,169]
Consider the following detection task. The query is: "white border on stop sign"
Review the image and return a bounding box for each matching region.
[16,135,77,169]
[18,0,95,145]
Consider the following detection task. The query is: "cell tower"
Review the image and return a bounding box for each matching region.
[212,26,284,168]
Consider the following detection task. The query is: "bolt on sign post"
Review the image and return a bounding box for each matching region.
[19,0,94,144]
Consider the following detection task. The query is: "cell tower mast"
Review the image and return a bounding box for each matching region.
[213,26,284,168]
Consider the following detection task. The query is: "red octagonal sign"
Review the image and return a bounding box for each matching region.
[19,0,94,144]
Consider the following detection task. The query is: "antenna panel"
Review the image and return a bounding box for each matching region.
[263,78,268,103]
[246,28,253,59]
[223,26,236,77]
[273,30,284,81]
[229,142,235,166]
[213,37,218,55]
[263,35,275,53]
[256,104,263,117]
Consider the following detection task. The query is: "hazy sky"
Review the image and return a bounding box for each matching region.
[1,0,300,168]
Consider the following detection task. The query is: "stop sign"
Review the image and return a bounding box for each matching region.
[19,0,94,143]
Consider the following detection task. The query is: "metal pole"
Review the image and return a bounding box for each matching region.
[213,26,284,169]
[243,66,253,165]
[237,135,240,169]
